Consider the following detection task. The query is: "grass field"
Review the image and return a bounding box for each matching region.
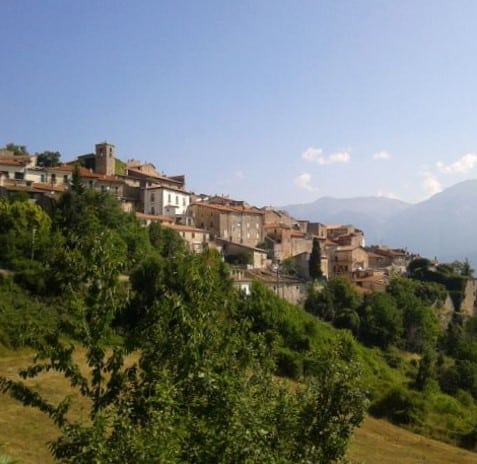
[1,350,477,464]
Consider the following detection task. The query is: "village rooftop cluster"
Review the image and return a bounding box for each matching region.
[0,142,413,304]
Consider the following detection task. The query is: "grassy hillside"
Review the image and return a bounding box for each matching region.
[349,416,477,464]
[1,350,477,464]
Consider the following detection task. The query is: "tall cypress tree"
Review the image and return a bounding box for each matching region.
[309,237,323,280]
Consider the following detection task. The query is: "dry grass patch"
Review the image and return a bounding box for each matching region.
[349,416,477,464]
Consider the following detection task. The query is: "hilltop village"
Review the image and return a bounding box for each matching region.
[0,141,463,306]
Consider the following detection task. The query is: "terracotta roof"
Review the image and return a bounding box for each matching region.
[164,223,208,233]
[48,165,100,178]
[335,245,362,252]
[190,202,264,215]
[0,159,27,166]
[290,230,306,238]
[33,183,65,192]
[126,167,183,185]
[135,212,174,223]
[95,175,124,184]
[367,251,386,259]
[264,223,291,229]
[146,184,189,194]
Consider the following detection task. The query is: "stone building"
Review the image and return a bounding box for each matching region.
[187,202,264,248]
[327,245,369,279]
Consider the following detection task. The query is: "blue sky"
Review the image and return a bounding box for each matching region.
[2,0,477,206]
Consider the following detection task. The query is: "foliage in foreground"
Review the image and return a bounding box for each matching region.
[0,240,366,463]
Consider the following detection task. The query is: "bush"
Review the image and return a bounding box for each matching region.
[275,347,303,379]
[369,386,426,425]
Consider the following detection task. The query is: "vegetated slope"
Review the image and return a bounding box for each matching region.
[2,349,477,464]
[281,196,411,244]
[383,179,477,262]
[348,416,477,464]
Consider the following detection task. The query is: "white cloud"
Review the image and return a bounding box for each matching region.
[294,173,319,192]
[372,150,391,161]
[422,175,442,196]
[301,146,351,165]
[437,153,477,174]
[327,151,350,164]
[377,190,399,200]
[301,147,323,162]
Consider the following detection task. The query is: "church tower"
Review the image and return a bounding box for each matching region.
[95,142,115,176]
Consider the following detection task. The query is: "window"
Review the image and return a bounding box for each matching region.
[51,173,56,184]
[40,174,46,183]
[176,195,179,205]
[182,197,186,206]
[168,193,171,203]
[150,193,155,202]
[63,175,68,184]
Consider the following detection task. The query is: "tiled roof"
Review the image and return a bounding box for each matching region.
[127,167,183,185]
[95,175,124,184]
[49,165,100,178]
[164,223,208,233]
[190,202,264,215]
[290,230,306,238]
[33,183,65,192]
[0,159,27,166]
[146,184,189,194]
[135,212,174,223]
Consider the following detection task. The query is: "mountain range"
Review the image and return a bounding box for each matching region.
[281,179,477,266]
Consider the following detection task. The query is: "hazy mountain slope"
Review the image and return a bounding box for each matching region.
[383,179,477,261]
[281,196,411,244]
[281,180,477,264]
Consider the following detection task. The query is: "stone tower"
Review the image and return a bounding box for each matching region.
[95,142,115,176]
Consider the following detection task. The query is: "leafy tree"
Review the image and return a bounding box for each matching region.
[414,347,437,391]
[308,237,323,280]
[328,277,362,312]
[148,222,186,258]
[281,257,297,275]
[305,278,361,327]
[387,277,442,353]
[4,143,28,156]
[359,292,403,349]
[35,150,61,167]
[451,259,475,278]
[1,247,366,463]
[0,198,53,266]
[304,284,334,321]
[407,257,431,277]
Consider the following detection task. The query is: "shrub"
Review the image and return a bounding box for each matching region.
[369,386,426,425]
[275,347,303,379]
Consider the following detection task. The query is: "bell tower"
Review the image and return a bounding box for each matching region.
[95,142,115,175]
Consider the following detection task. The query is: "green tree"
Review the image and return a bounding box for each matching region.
[328,277,362,313]
[308,237,323,280]
[0,198,52,266]
[4,143,28,156]
[414,347,437,391]
[1,247,366,463]
[35,150,61,167]
[359,292,403,349]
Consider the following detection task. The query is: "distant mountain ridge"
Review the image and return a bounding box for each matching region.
[281,196,411,245]
[281,180,477,265]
